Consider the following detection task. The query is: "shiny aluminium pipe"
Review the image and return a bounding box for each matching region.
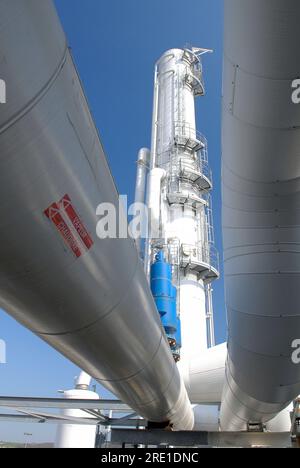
[144,168,166,277]
[221,0,300,430]
[185,343,226,405]
[0,0,194,430]
[134,148,150,256]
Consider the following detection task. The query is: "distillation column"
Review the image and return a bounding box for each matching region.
[145,49,219,369]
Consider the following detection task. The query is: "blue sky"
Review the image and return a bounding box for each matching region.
[0,0,224,443]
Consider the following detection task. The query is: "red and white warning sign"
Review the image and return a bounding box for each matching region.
[44,195,94,258]
[59,194,94,250]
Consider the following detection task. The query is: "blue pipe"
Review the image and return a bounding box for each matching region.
[150,251,179,346]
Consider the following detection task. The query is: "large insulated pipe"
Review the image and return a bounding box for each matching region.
[221,0,300,430]
[55,372,99,448]
[0,0,193,430]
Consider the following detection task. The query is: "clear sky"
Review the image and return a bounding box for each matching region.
[0,0,224,443]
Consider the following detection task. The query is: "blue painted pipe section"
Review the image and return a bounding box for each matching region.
[150,251,178,338]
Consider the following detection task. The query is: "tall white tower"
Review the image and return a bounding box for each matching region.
[142,48,219,369]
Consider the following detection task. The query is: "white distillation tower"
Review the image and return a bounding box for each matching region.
[138,48,220,379]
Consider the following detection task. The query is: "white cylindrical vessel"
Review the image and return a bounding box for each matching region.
[179,274,207,359]
[55,372,99,449]
[146,48,219,367]
[155,50,197,163]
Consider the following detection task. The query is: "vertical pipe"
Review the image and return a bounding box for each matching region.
[144,64,160,274]
[206,284,215,348]
[150,65,159,170]
[134,148,150,257]
[144,168,165,277]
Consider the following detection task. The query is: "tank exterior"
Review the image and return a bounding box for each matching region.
[221,0,300,430]
[55,372,99,449]
[135,149,150,206]
[55,389,99,449]
[0,1,194,430]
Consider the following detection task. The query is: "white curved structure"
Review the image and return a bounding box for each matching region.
[55,372,99,448]
[187,343,226,404]
[0,0,193,431]
[221,0,300,430]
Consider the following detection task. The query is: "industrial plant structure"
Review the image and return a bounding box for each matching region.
[0,0,299,448]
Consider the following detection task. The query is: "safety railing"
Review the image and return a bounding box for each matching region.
[179,156,212,186]
[182,50,205,96]
[180,242,220,276]
[173,121,206,150]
